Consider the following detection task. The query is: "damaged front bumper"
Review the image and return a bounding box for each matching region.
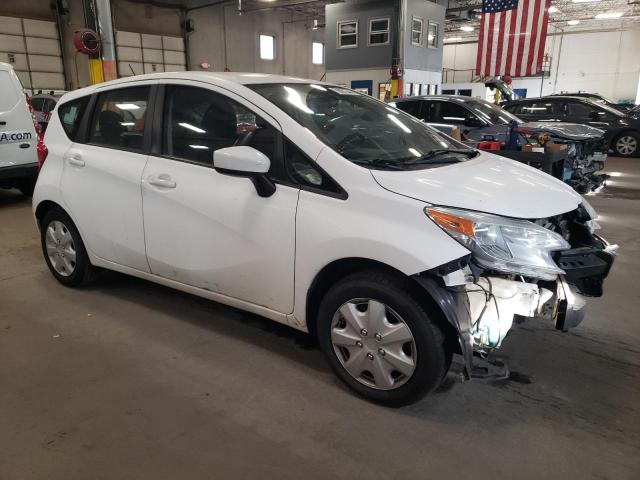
[413,238,617,380]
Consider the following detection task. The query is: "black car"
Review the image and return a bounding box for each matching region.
[389,95,609,192]
[549,92,635,113]
[503,96,640,157]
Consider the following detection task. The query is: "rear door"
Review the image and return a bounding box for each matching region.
[59,83,154,272]
[0,65,37,168]
[560,99,613,128]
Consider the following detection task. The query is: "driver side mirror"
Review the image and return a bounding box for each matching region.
[213,146,276,197]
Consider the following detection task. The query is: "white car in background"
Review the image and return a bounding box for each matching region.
[0,62,43,196]
[33,72,616,406]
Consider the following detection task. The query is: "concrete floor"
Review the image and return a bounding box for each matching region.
[1,158,639,480]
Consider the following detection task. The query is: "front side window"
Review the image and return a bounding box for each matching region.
[162,85,277,166]
[411,17,423,46]
[249,83,470,169]
[369,18,389,45]
[259,34,275,60]
[89,87,149,151]
[58,96,90,141]
[427,22,438,48]
[338,20,358,48]
[435,101,470,124]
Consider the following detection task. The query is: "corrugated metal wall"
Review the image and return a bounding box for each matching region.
[116,31,186,77]
[0,15,65,93]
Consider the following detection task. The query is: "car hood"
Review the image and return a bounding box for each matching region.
[371,151,583,219]
[517,122,605,140]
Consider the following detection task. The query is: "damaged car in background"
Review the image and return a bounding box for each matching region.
[34,75,617,406]
[389,95,609,193]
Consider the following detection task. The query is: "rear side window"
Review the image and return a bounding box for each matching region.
[58,97,90,141]
[517,102,553,115]
[89,86,150,151]
[162,85,278,166]
[395,100,422,118]
[0,71,19,112]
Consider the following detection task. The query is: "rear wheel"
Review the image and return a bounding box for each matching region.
[317,270,451,406]
[613,132,639,157]
[41,207,96,286]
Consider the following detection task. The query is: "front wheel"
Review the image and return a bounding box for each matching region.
[317,270,451,406]
[613,132,639,157]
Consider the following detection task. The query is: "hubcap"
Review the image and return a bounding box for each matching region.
[330,299,417,390]
[45,220,76,277]
[616,135,637,156]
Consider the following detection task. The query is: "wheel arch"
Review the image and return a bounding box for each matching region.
[34,200,64,228]
[305,257,459,350]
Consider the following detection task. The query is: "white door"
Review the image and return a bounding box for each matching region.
[0,66,37,168]
[141,83,298,314]
[60,84,152,272]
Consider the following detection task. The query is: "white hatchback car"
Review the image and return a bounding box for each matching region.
[33,73,616,405]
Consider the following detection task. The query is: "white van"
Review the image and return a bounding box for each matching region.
[33,73,617,405]
[0,62,41,196]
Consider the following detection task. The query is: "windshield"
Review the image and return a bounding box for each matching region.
[465,98,522,125]
[249,83,473,168]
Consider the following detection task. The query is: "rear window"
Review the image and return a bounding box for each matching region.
[58,97,90,141]
[0,71,19,113]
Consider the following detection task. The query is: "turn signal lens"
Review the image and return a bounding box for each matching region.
[426,208,475,237]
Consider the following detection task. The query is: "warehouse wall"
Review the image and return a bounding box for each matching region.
[187,5,325,80]
[112,0,183,37]
[443,27,640,103]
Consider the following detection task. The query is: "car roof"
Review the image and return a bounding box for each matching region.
[59,71,328,103]
[391,95,479,103]
[506,95,594,103]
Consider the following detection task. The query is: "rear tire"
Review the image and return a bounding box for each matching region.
[317,270,451,407]
[41,207,96,287]
[613,132,639,157]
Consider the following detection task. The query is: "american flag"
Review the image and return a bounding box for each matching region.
[475,0,551,77]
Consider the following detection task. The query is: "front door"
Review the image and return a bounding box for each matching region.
[141,83,298,314]
[60,84,152,272]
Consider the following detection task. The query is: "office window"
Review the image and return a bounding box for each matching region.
[259,34,275,60]
[337,20,358,48]
[312,42,324,65]
[427,22,439,48]
[369,17,390,45]
[411,17,423,46]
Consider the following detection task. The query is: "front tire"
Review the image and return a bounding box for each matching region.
[41,207,96,287]
[317,270,451,406]
[613,132,639,157]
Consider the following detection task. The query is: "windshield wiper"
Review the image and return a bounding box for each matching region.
[404,149,479,165]
[351,159,408,170]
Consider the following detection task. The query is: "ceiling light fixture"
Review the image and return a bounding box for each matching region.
[548,6,559,13]
[460,26,474,32]
[572,0,600,3]
[567,19,580,25]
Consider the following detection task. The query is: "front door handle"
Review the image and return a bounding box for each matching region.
[147,174,176,189]
[65,153,85,167]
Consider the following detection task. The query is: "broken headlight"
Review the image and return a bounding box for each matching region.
[426,206,570,280]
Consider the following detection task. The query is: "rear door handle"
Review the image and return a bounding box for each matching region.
[147,174,176,189]
[65,153,85,167]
